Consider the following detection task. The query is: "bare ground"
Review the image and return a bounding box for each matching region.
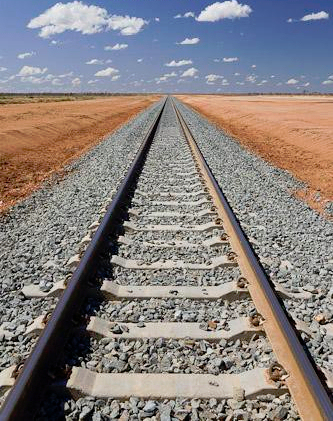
[177,95,333,212]
[0,96,160,212]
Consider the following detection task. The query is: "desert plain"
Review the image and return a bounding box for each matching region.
[0,95,160,212]
[177,95,333,211]
[1,94,333,213]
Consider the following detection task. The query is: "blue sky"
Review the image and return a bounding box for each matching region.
[0,0,332,93]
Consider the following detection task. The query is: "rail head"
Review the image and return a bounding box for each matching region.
[0,98,167,421]
[172,98,333,421]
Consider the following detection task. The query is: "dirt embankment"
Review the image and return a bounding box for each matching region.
[0,96,161,212]
[177,95,333,211]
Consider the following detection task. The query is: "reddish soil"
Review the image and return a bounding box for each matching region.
[177,95,333,211]
[0,96,160,212]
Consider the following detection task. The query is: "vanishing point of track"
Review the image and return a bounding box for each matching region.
[0,97,332,420]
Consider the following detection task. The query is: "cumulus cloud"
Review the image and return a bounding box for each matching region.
[328,75,333,80]
[104,43,128,51]
[155,71,177,83]
[251,64,256,68]
[107,15,148,35]
[301,11,329,21]
[155,17,160,22]
[27,1,148,38]
[322,80,333,85]
[94,67,119,77]
[17,51,35,59]
[223,57,238,62]
[137,58,143,62]
[288,11,329,23]
[86,59,103,64]
[246,75,256,83]
[71,77,81,86]
[165,59,193,67]
[196,1,252,22]
[286,78,299,85]
[0,67,7,72]
[52,78,63,86]
[181,67,198,77]
[59,71,74,78]
[205,74,223,84]
[18,65,47,76]
[178,37,200,45]
[174,12,195,19]
[88,79,98,84]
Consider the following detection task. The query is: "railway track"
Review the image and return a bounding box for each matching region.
[0,97,332,420]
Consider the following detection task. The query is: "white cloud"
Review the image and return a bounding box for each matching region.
[287,18,294,23]
[18,65,47,76]
[286,78,299,85]
[181,67,198,77]
[246,75,256,83]
[205,74,223,84]
[251,64,256,68]
[0,67,7,72]
[234,72,240,76]
[257,79,267,85]
[17,51,35,59]
[72,77,81,86]
[174,12,195,19]
[45,74,56,80]
[94,67,119,77]
[303,82,310,87]
[223,57,238,62]
[328,75,333,80]
[20,76,45,84]
[104,43,128,51]
[137,58,143,62]
[107,15,148,35]
[52,78,63,86]
[59,71,74,78]
[196,1,252,22]
[86,59,103,65]
[27,1,148,38]
[155,71,177,83]
[88,79,98,84]
[221,78,229,85]
[155,17,160,22]
[301,11,329,22]
[165,59,193,67]
[322,80,333,85]
[178,37,200,45]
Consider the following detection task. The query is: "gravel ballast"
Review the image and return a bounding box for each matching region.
[0,99,163,369]
[175,98,333,376]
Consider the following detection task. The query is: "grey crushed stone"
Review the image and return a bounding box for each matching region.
[174,98,333,378]
[0,99,163,368]
[36,394,300,420]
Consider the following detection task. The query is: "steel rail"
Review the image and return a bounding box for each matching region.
[0,98,166,420]
[172,99,333,421]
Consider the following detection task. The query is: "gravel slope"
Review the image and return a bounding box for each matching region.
[0,99,163,370]
[175,98,333,377]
